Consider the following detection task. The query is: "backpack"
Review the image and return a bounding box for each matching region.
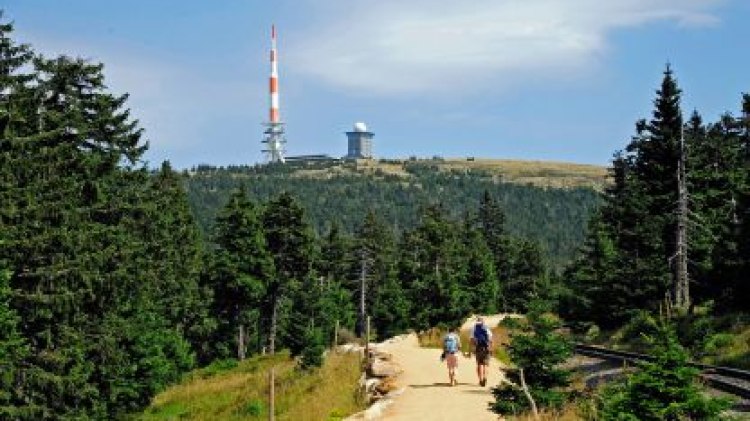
[473,324,489,349]
[444,334,459,354]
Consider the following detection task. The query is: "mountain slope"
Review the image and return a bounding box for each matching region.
[184,159,605,268]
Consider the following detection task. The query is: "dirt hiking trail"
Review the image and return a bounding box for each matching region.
[376,314,515,421]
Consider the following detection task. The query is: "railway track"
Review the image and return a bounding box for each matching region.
[574,344,750,400]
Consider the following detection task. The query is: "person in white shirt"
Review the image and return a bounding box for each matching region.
[442,326,461,386]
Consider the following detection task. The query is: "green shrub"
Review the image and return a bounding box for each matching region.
[300,326,326,369]
[676,315,715,357]
[197,359,239,378]
[490,302,573,416]
[238,399,265,417]
[598,323,732,420]
[613,310,659,349]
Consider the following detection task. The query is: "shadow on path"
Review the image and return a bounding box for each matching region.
[409,382,475,389]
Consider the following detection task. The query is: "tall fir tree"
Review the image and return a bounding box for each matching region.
[399,205,466,329]
[262,192,315,354]
[461,211,500,314]
[354,211,409,339]
[566,66,689,325]
[626,64,683,308]
[477,190,509,310]
[207,188,273,359]
[1,23,205,414]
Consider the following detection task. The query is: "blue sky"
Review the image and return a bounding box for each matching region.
[4,0,748,168]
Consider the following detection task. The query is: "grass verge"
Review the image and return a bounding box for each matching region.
[138,351,364,421]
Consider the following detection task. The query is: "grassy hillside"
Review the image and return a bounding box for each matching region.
[138,351,363,421]
[345,158,609,190]
[185,158,605,269]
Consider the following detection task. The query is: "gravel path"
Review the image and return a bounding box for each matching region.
[376,315,517,421]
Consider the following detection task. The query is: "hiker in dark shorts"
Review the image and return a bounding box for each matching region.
[470,317,493,387]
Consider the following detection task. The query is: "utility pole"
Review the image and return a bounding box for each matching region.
[674,125,690,310]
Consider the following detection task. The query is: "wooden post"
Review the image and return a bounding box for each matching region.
[269,367,275,421]
[334,319,339,349]
[365,316,371,363]
[238,325,246,361]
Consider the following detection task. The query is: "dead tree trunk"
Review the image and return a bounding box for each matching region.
[357,250,369,338]
[675,127,690,310]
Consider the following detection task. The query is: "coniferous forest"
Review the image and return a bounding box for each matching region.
[562,67,750,328]
[184,161,600,270]
[1,11,749,421]
[0,17,555,418]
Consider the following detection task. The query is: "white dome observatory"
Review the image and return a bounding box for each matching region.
[346,121,374,159]
[353,122,368,133]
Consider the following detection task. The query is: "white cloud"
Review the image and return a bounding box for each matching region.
[287,0,725,95]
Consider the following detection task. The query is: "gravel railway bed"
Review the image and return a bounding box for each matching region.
[573,343,750,411]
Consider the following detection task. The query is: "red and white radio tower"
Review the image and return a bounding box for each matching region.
[262,24,286,163]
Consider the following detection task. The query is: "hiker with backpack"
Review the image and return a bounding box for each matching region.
[470,317,493,387]
[441,327,461,386]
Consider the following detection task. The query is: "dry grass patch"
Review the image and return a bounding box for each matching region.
[371,158,608,189]
[138,351,364,421]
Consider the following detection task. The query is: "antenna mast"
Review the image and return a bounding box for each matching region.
[262,24,286,163]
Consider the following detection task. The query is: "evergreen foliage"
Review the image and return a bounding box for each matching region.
[4,9,748,419]
[565,66,750,326]
[597,323,731,420]
[185,162,601,270]
[262,192,316,355]
[205,188,272,360]
[0,15,207,417]
[490,303,573,416]
[0,253,28,419]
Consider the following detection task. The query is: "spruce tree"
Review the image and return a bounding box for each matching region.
[567,66,687,324]
[477,191,509,311]
[598,323,730,420]
[491,303,573,416]
[399,205,465,329]
[262,192,315,354]
[627,64,683,308]
[318,221,353,286]
[355,212,409,339]
[561,214,619,325]
[1,33,204,415]
[504,238,547,312]
[353,211,395,337]
[461,212,499,314]
[208,188,273,359]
